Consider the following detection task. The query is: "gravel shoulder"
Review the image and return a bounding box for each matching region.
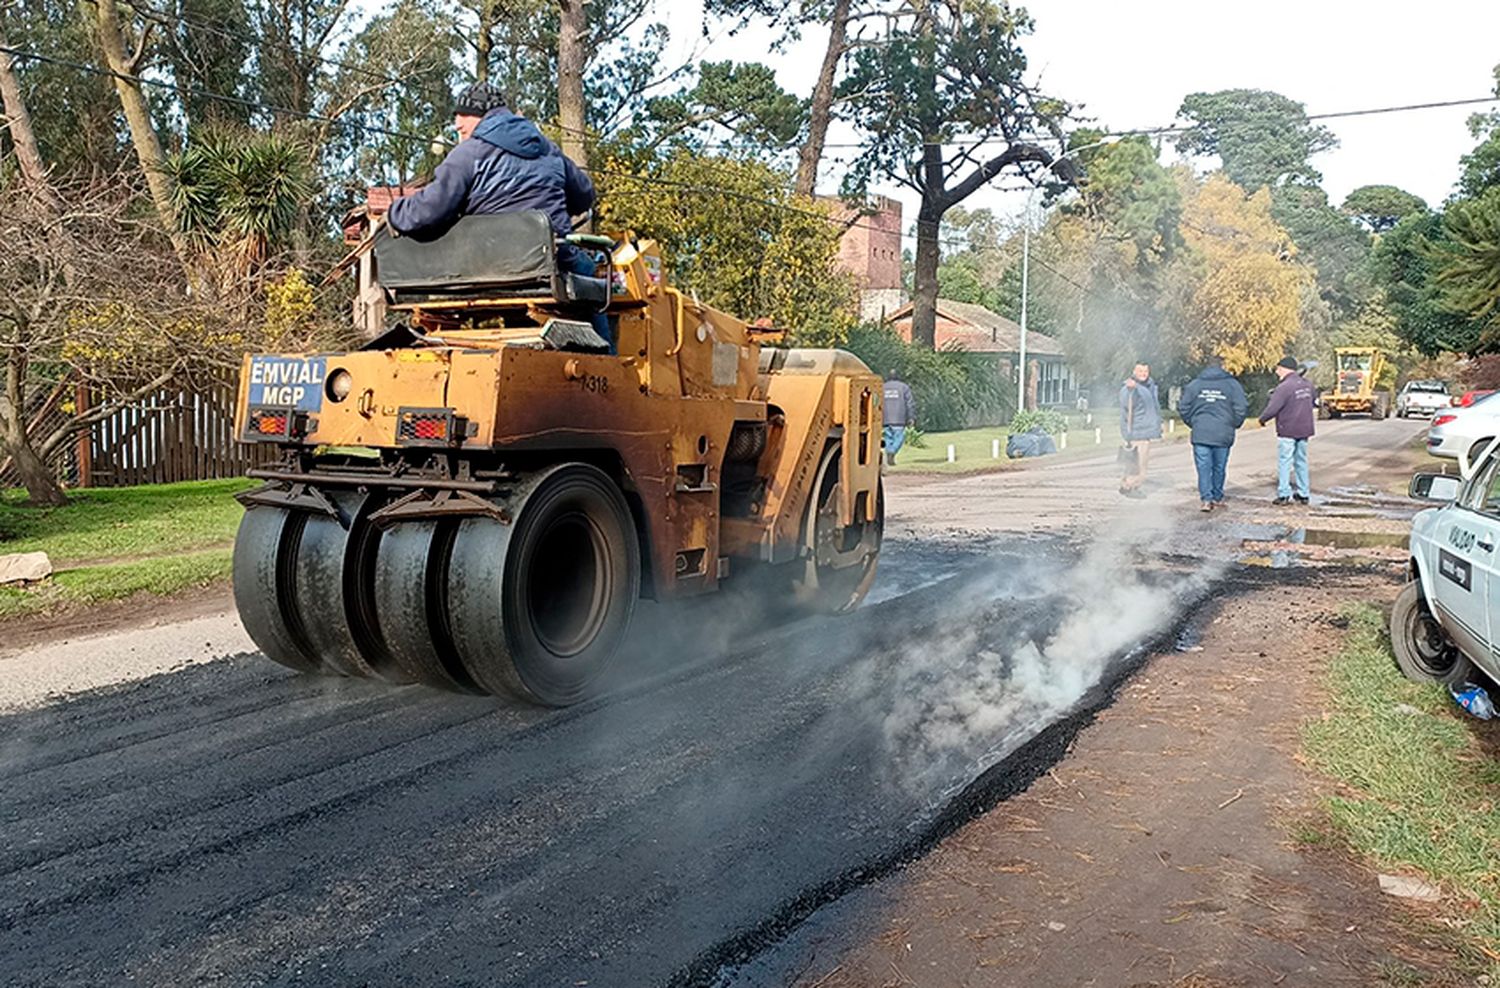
[783,573,1468,988]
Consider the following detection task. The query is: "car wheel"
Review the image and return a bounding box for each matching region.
[1390,580,1473,685]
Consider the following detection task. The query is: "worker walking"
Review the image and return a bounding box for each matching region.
[1259,356,1317,505]
[883,376,916,467]
[1118,362,1162,499]
[1179,356,1248,512]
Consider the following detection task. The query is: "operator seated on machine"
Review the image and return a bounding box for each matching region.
[387,82,614,351]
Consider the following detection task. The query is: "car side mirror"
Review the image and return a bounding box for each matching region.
[1409,472,1461,502]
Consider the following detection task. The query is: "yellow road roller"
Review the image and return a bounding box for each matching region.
[231,211,883,705]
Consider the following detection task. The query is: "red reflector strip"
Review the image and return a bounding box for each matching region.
[413,418,446,440]
[253,413,288,435]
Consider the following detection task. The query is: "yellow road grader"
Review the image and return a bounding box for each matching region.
[230,211,884,705]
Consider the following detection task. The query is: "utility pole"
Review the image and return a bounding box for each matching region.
[1017,188,1034,416]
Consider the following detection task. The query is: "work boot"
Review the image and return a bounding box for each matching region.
[1293,494,1310,505]
[1200,501,1213,512]
[1272,496,1292,506]
[1119,486,1147,500]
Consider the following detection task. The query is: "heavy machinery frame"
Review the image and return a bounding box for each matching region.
[231,211,884,705]
[1320,346,1394,419]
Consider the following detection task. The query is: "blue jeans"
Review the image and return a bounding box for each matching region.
[1191,443,1230,503]
[1277,437,1310,498]
[564,250,615,354]
[883,425,907,459]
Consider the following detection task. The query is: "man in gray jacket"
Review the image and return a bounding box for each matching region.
[1179,356,1248,512]
[1259,356,1317,505]
[882,377,916,466]
[1119,362,1162,499]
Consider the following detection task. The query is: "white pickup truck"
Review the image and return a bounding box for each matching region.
[1396,380,1451,418]
[1394,447,1500,688]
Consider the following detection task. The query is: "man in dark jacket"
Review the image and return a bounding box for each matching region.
[390,82,596,245]
[1118,363,1162,499]
[388,83,611,346]
[882,377,916,466]
[1178,356,1248,512]
[1259,356,1317,505]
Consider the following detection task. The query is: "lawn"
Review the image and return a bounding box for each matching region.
[888,415,1197,474]
[1303,605,1500,973]
[0,478,253,620]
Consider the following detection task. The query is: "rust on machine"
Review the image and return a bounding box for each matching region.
[230,209,884,706]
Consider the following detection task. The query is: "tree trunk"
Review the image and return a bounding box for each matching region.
[910,140,946,349]
[911,209,941,349]
[475,0,494,82]
[556,0,588,166]
[92,0,193,272]
[0,359,67,506]
[0,37,53,200]
[795,0,852,198]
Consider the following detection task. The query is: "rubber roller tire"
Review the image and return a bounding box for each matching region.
[232,506,321,674]
[447,464,641,706]
[290,490,412,682]
[372,520,482,693]
[793,446,884,615]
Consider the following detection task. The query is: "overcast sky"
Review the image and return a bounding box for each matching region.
[658,0,1500,234]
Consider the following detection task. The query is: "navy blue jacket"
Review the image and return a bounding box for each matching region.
[388,108,595,243]
[1179,367,1248,447]
[1119,378,1163,441]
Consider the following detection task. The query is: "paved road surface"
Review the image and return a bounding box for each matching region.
[0,418,1426,986]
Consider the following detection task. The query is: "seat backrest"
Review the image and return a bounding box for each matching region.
[375,211,556,297]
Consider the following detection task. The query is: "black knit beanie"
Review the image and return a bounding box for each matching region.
[453,82,507,117]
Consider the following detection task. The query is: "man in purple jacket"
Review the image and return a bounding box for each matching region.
[1259,356,1316,505]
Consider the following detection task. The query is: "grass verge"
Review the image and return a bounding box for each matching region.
[1303,605,1500,970]
[0,479,251,621]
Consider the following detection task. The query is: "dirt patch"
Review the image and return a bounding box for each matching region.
[793,573,1466,987]
[0,581,233,653]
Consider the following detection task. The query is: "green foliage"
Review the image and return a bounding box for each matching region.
[163,129,314,255]
[843,324,1008,430]
[597,150,855,341]
[1457,64,1500,198]
[164,0,253,129]
[1008,407,1067,435]
[638,61,806,153]
[1340,184,1428,233]
[1070,136,1183,267]
[1373,212,1483,356]
[1434,187,1500,348]
[330,0,460,185]
[1174,88,1337,191]
[838,2,1067,198]
[1271,184,1373,319]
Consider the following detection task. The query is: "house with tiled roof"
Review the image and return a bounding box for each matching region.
[886,298,1079,410]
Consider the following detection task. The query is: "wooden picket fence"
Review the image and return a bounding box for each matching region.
[1,376,274,490]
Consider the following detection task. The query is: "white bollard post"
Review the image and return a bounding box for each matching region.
[1168,419,1176,434]
[1059,431,1068,450]
[1086,413,1092,426]
[992,438,1000,459]
[946,443,956,463]
[1094,427,1102,445]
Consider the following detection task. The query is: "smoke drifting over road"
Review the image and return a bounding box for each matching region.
[851,504,1222,799]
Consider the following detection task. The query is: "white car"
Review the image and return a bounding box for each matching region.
[1425,392,1500,467]
[1395,458,1500,688]
[1396,380,1451,418]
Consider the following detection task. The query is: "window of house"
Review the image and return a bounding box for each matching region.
[1037,360,1071,406]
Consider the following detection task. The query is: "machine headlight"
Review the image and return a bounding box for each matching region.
[326,368,353,402]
